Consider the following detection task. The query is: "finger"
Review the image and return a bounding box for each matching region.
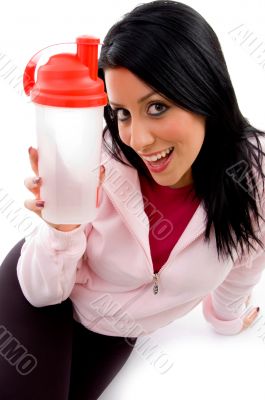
[24,176,41,199]
[242,307,260,330]
[24,176,42,189]
[24,198,44,217]
[28,147,39,176]
[99,165,105,184]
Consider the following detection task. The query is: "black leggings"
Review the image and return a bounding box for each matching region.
[0,239,137,400]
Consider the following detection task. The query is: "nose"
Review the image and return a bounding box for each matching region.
[129,118,155,152]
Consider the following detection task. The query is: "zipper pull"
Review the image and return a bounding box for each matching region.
[153,273,159,295]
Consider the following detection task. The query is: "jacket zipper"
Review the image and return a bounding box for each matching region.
[152,263,168,295]
[151,224,205,295]
[103,185,204,295]
[153,273,159,295]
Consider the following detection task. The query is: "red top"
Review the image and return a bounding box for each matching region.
[139,174,201,273]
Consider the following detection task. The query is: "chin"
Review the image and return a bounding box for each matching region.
[153,176,181,187]
[156,174,192,189]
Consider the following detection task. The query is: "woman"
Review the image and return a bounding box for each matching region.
[0,1,264,399]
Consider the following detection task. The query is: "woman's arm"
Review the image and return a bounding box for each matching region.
[202,222,265,335]
[16,222,90,307]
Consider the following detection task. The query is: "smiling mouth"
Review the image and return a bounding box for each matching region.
[141,146,174,162]
[143,147,174,165]
[141,147,174,175]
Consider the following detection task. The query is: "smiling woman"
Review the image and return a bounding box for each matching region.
[104,67,206,188]
[98,1,265,264]
[1,1,265,399]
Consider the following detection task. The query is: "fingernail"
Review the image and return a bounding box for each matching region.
[33,176,41,185]
[256,307,260,313]
[28,146,33,155]
[35,200,45,208]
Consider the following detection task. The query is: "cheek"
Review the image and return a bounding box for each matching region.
[117,124,130,145]
[159,120,187,143]
[189,116,206,150]
[166,115,205,144]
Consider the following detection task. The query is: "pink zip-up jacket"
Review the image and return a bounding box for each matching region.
[17,134,265,337]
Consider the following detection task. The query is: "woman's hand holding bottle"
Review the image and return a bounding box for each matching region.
[24,147,81,232]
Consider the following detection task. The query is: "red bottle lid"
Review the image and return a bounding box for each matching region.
[23,36,107,108]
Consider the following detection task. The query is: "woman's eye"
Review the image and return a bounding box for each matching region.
[116,109,130,122]
[111,102,168,122]
[148,103,168,115]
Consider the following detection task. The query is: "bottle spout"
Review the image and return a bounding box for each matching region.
[76,36,100,81]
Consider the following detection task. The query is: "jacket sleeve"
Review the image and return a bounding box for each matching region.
[17,221,90,307]
[202,135,265,335]
[202,206,265,335]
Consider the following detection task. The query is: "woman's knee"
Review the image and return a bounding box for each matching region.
[0,238,26,294]
[0,238,25,274]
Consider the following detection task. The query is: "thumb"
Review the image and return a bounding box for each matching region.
[99,165,105,184]
[28,147,39,176]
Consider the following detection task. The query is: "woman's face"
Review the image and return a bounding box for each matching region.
[104,67,206,188]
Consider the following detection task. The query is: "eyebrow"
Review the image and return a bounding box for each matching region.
[108,90,157,107]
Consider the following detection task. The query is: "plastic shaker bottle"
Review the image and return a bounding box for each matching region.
[23,36,108,224]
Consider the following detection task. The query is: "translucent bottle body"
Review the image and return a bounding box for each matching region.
[35,104,104,224]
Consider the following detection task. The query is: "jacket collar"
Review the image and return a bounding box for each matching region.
[101,150,207,263]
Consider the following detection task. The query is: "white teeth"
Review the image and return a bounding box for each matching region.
[142,147,174,162]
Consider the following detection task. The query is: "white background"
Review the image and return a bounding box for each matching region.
[1,0,265,399]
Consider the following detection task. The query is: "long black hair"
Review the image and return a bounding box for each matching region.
[98,0,265,263]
